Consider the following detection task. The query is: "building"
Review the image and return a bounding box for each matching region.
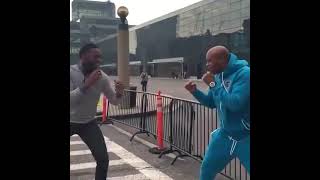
[72,0,115,21]
[96,0,250,78]
[70,0,125,65]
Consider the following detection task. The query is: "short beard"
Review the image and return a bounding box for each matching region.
[82,62,98,76]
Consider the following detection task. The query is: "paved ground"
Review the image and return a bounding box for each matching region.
[72,76,249,179]
[70,123,231,180]
[109,76,208,101]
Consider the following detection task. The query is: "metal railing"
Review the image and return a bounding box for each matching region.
[98,90,250,180]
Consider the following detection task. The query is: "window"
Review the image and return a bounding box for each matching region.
[220,13,230,22]
[212,16,221,25]
[204,18,213,30]
[204,11,211,19]
[241,0,250,8]
[230,1,241,11]
[241,7,250,18]
[230,10,241,21]
[70,47,80,54]
[229,19,241,29]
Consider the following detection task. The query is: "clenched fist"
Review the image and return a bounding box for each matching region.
[185,81,197,93]
[114,80,124,97]
[202,71,215,86]
[83,69,101,91]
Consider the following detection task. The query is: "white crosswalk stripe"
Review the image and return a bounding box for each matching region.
[70,150,91,156]
[106,174,148,180]
[70,134,173,179]
[70,159,126,171]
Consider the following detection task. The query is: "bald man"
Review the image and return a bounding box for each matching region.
[185,46,250,180]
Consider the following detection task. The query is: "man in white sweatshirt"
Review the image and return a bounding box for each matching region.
[70,43,124,180]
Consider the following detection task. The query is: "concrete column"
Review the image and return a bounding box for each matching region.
[117,6,136,109]
[117,23,129,88]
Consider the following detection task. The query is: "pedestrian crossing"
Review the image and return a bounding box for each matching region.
[70,134,173,180]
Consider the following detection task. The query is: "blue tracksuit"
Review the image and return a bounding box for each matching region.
[192,53,250,180]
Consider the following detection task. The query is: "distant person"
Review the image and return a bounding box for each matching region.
[172,72,178,79]
[140,71,148,92]
[185,46,250,180]
[70,43,124,180]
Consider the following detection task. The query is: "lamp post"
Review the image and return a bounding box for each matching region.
[117,6,129,89]
[117,6,135,108]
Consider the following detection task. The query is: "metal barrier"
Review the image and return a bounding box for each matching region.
[98,90,250,180]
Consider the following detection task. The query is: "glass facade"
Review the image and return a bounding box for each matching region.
[96,0,250,78]
[70,1,120,65]
[72,0,116,21]
[77,9,106,17]
[177,0,249,37]
[70,47,80,54]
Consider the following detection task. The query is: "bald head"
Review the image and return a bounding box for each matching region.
[206,46,229,61]
[206,46,230,74]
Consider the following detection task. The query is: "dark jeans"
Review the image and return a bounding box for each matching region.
[141,81,147,92]
[70,120,109,180]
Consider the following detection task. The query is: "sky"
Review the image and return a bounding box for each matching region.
[70,0,202,25]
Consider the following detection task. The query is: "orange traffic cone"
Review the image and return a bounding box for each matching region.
[149,91,167,154]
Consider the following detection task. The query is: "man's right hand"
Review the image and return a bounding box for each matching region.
[202,71,214,86]
[83,69,101,91]
[185,81,197,93]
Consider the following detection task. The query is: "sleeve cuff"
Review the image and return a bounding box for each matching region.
[191,89,201,97]
[79,84,87,94]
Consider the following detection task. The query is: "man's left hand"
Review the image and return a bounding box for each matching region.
[202,71,215,86]
[114,80,124,97]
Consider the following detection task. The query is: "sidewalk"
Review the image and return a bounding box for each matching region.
[100,122,230,180]
[109,76,203,82]
[96,95,171,118]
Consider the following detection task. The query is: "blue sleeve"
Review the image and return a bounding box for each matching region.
[215,68,250,112]
[192,88,216,108]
